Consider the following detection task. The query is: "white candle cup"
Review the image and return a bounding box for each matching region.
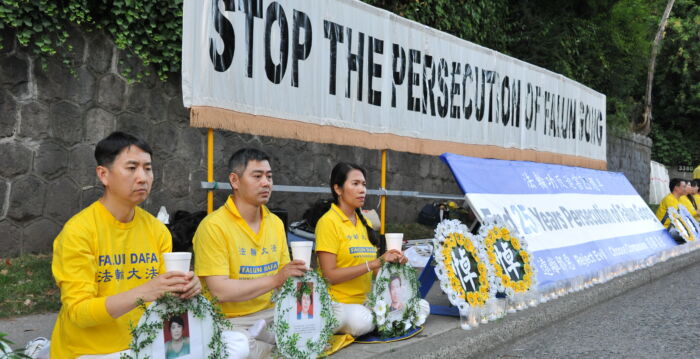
[467,310,479,328]
[479,306,489,324]
[384,233,404,252]
[290,241,314,269]
[506,296,519,313]
[163,252,192,273]
[459,313,471,330]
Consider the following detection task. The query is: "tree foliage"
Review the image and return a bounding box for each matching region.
[363,0,512,51]
[649,0,700,165]
[352,0,699,165]
[505,0,663,135]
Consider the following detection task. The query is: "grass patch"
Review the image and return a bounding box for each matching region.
[385,222,435,240]
[0,254,59,318]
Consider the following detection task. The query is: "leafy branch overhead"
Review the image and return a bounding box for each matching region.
[649,0,700,166]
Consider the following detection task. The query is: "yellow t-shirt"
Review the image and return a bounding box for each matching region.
[679,196,698,220]
[694,194,700,220]
[193,196,290,317]
[693,165,700,179]
[655,193,679,228]
[50,201,171,359]
[315,204,377,305]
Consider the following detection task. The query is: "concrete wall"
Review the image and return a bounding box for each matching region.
[0,28,460,256]
[665,166,695,182]
[606,131,652,201]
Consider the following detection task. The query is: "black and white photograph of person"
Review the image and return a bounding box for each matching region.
[164,314,190,359]
[296,281,314,320]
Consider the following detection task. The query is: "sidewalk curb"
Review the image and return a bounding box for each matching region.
[345,246,700,359]
[2,247,698,358]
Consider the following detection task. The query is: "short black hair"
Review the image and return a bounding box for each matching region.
[95,131,153,167]
[669,178,686,193]
[228,148,270,175]
[168,315,184,327]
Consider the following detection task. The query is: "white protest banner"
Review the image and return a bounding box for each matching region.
[440,153,677,288]
[183,0,607,169]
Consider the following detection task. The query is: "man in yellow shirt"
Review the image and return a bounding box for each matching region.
[655,178,686,228]
[693,165,700,179]
[49,132,201,359]
[193,148,307,359]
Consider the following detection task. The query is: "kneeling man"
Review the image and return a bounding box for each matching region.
[656,178,686,228]
[194,148,306,359]
[50,132,201,358]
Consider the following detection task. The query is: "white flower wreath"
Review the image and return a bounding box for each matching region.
[479,218,537,298]
[271,271,338,359]
[366,262,424,338]
[432,219,496,316]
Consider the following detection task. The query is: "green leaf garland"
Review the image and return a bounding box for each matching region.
[271,271,338,359]
[366,262,422,338]
[121,294,231,359]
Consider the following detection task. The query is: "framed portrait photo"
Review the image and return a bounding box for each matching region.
[367,262,422,338]
[272,271,337,359]
[294,281,316,321]
[161,313,193,359]
[125,295,228,359]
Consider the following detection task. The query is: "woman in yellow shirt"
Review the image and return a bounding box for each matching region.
[688,179,700,220]
[315,162,428,337]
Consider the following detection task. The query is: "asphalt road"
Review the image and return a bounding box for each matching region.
[484,261,700,359]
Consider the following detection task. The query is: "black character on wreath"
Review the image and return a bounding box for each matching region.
[494,240,524,281]
[451,246,479,292]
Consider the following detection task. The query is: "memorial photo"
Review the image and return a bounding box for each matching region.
[163,313,190,359]
[381,272,413,321]
[388,275,405,312]
[296,281,314,320]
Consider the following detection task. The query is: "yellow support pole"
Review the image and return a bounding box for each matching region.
[207,128,214,214]
[380,149,387,235]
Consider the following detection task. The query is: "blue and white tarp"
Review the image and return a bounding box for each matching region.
[440,153,677,288]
